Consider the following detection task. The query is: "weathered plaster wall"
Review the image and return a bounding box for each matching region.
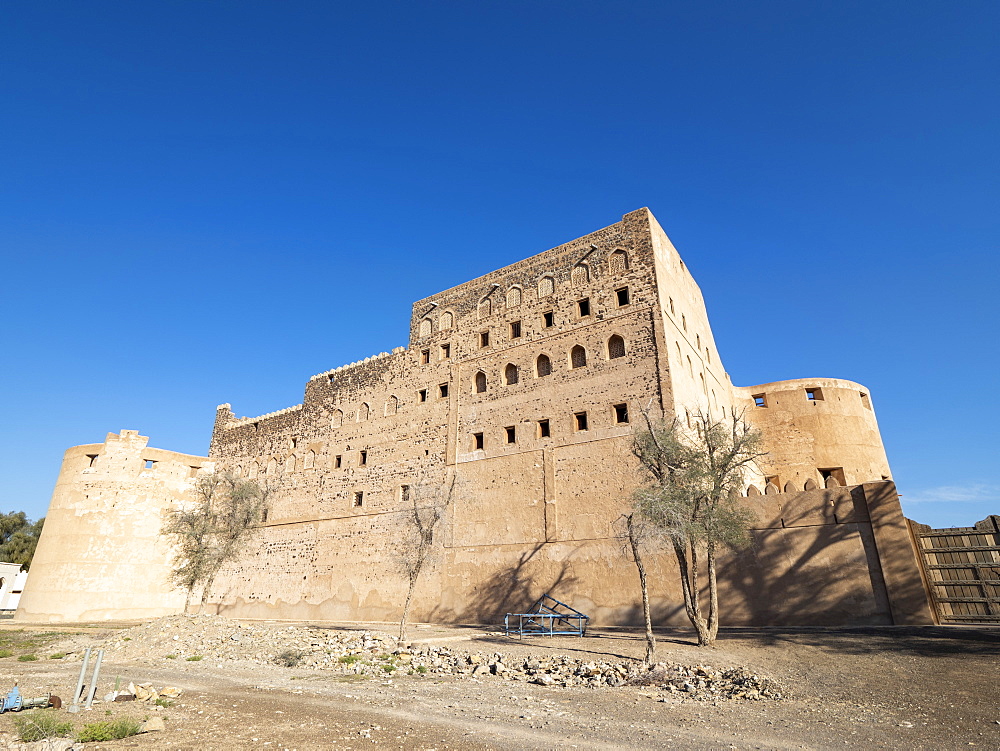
[15,430,212,622]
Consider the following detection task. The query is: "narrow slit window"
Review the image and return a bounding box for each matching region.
[860,392,872,409]
[335,455,342,469]
[473,432,484,450]
[682,314,687,331]
[577,298,591,317]
[359,450,367,466]
[505,426,516,444]
[615,287,630,306]
[418,389,428,402]
[400,484,411,503]
[509,320,522,339]
[542,311,554,328]
[574,411,589,431]
[353,491,364,508]
[537,419,550,438]
[480,331,490,348]
[614,403,629,424]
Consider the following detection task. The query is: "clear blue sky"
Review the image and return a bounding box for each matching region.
[2,1,997,528]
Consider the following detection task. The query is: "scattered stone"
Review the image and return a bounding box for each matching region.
[139,716,166,732]
[93,614,784,702]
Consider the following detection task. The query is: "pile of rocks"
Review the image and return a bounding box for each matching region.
[91,615,782,701]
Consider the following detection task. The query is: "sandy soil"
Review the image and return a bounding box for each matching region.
[0,621,997,750]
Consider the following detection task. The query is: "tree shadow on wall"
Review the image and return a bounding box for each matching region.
[428,541,580,627]
[717,487,930,635]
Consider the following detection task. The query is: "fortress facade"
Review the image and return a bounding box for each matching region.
[17,209,935,625]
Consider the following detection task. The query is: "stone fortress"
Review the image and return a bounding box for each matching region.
[17,209,936,626]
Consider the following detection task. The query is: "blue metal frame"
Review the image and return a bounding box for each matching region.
[504,594,589,638]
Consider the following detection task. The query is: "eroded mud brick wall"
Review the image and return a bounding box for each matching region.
[16,431,213,622]
[203,208,931,626]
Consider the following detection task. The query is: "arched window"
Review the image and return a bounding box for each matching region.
[384,395,398,416]
[267,458,277,475]
[609,249,629,274]
[440,311,453,330]
[234,466,242,478]
[538,276,554,297]
[571,345,587,369]
[331,409,343,428]
[474,370,487,393]
[419,318,432,337]
[608,335,626,359]
[248,461,258,479]
[304,450,315,470]
[506,286,522,308]
[504,363,519,385]
[478,299,491,319]
[536,354,552,377]
[358,403,370,421]
[571,264,589,286]
[285,455,296,472]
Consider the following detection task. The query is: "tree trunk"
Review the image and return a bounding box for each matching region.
[626,515,655,666]
[705,540,719,646]
[399,565,421,643]
[184,586,194,614]
[199,571,218,614]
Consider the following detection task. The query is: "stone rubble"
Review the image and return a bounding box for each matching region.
[86,614,782,701]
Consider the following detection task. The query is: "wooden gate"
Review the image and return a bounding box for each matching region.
[909,515,1000,624]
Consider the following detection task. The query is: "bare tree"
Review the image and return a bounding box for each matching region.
[631,410,764,647]
[622,512,656,665]
[163,473,270,613]
[398,467,456,642]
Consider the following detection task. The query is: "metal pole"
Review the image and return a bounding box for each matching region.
[68,648,91,713]
[84,650,104,709]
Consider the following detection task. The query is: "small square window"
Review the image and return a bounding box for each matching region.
[537,419,550,438]
[479,331,490,348]
[359,450,367,466]
[505,426,516,444]
[418,389,428,402]
[473,432,484,450]
[439,383,449,398]
[614,403,629,424]
[542,311,554,328]
[510,320,522,339]
[860,392,872,409]
[400,484,411,503]
[420,349,430,365]
[353,491,364,507]
[616,287,630,306]
[144,460,155,469]
[577,298,591,317]
[335,455,342,469]
[806,388,824,402]
[440,343,451,360]
[574,411,588,431]
[752,393,767,408]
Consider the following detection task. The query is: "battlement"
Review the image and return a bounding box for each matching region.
[308,348,404,382]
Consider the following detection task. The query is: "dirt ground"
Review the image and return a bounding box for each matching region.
[0,620,998,750]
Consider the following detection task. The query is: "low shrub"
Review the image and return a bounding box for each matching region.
[17,654,38,661]
[48,652,66,659]
[0,649,13,658]
[13,712,73,742]
[76,718,142,742]
[276,649,304,667]
[186,655,203,661]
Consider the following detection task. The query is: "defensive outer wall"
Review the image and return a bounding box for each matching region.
[17,208,936,626]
